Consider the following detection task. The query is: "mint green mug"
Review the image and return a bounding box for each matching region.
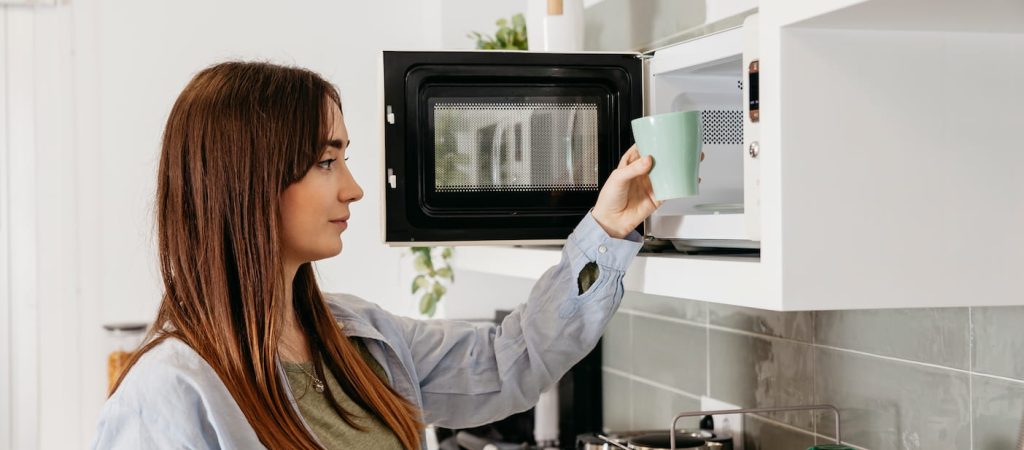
[630,110,702,200]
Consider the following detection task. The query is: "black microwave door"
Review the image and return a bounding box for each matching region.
[383,51,643,243]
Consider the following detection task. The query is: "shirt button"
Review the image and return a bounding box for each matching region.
[598,245,607,254]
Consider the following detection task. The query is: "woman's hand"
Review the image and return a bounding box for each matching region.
[591,145,663,239]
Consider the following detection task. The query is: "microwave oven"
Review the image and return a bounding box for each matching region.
[381,15,759,248]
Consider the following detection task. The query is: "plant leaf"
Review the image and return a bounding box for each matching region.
[470,14,529,50]
[419,292,438,316]
[411,274,429,293]
[512,13,526,29]
[425,298,437,317]
[413,253,432,273]
[432,282,446,298]
[436,267,453,281]
[441,247,453,259]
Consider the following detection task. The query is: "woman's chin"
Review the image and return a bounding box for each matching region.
[306,242,343,262]
[326,240,344,257]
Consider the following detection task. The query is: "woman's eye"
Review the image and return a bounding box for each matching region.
[317,158,337,170]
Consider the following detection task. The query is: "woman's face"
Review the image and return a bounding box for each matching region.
[279,102,363,266]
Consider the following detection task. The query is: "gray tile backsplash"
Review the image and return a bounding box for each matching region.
[602,371,632,431]
[709,303,815,342]
[709,330,815,429]
[972,375,1024,450]
[972,306,1024,379]
[743,415,817,450]
[630,315,706,395]
[603,311,632,372]
[601,291,1024,450]
[631,379,702,431]
[814,347,971,449]
[621,291,706,323]
[816,308,970,369]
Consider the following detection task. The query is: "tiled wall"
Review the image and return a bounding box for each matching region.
[602,292,1024,450]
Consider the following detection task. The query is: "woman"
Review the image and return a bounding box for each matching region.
[92,61,661,450]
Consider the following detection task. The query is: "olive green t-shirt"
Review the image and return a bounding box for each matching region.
[283,339,404,450]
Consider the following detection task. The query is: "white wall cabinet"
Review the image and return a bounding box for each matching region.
[457,0,1024,311]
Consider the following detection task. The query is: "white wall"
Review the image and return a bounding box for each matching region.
[441,271,536,320]
[2,6,76,449]
[0,8,10,443]
[441,0,526,49]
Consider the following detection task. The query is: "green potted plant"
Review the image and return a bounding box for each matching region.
[409,247,454,317]
[468,13,528,50]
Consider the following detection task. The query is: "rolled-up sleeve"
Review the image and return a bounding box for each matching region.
[398,211,642,428]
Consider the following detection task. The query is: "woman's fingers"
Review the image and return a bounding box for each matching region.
[618,145,640,169]
[641,175,659,206]
[618,154,653,180]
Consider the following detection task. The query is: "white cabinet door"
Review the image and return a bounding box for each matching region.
[757,0,1024,309]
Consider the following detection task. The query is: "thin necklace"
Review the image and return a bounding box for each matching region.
[295,361,325,393]
[279,334,324,393]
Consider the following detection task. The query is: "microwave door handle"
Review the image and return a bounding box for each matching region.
[565,107,577,181]
[491,121,504,183]
[641,55,652,117]
[638,51,653,240]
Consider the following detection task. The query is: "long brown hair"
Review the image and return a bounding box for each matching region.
[111,61,423,449]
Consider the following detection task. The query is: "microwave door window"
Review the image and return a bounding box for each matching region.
[432,98,599,196]
[529,105,599,192]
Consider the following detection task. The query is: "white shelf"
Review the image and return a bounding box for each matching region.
[453,246,773,310]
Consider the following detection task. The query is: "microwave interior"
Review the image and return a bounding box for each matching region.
[383,51,642,244]
[645,50,758,250]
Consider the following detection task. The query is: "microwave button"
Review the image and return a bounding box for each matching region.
[748,60,760,123]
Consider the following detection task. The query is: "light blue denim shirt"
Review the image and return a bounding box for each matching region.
[91,212,643,449]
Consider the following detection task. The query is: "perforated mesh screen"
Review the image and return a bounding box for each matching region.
[433,100,600,192]
[701,110,744,145]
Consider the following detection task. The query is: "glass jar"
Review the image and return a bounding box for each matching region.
[102,322,148,393]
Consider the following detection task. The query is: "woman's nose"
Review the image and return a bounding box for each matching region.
[351,181,364,203]
[342,176,364,203]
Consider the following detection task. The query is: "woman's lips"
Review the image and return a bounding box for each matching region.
[329,219,348,229]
